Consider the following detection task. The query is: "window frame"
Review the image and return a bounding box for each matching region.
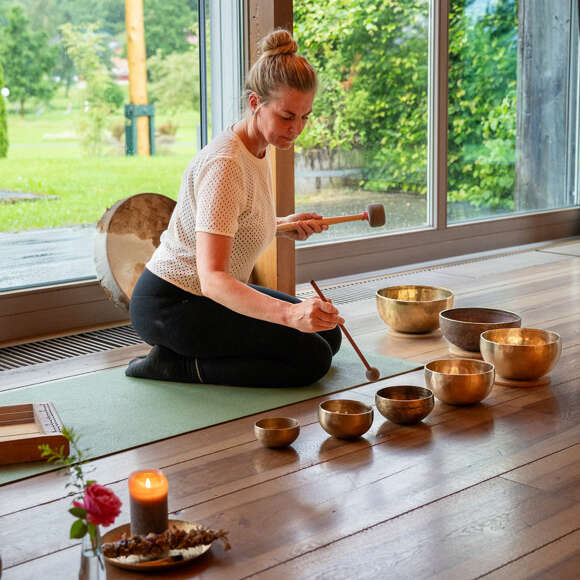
[1,0,579,345]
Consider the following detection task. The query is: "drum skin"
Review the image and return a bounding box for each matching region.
[94,193,176,311]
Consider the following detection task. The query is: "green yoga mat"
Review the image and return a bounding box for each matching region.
[0,349,419,485]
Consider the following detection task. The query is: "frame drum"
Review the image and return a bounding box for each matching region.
[94,193,176,311]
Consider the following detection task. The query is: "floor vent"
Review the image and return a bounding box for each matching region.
[296,248,526,304]
[0,325,142,371]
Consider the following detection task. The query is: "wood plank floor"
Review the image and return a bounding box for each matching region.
[1,239,579,579]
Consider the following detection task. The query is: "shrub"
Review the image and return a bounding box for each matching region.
[110,122,125,142]
[158,120,178,137]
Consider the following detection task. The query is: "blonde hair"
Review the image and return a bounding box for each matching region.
[245,29,317,105]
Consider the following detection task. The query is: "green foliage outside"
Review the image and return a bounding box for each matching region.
[295,0,518,209]
[0,5,57,116]
[0,63,8,158]
[0,0,521,236]
[148,50,200,113]
[447,0,517,208]
[143,0,197,58]
[295,1,431,194]
[59,22,124,155]
[0,84,198,231]
[11,0,196,57]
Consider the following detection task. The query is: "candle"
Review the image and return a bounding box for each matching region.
[128,469,169,536]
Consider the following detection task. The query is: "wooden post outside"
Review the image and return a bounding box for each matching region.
[125,0,150,156]
[248,0,295,295]
[515,1,574,210]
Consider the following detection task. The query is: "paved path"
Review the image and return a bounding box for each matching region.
[0,226,96,291]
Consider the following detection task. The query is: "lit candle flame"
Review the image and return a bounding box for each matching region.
[145,478,151,488]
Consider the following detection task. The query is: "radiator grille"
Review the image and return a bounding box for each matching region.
[296,248,526,304]
[0,326,142,371]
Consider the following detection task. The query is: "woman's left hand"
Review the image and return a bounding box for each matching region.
[277,212,328,241]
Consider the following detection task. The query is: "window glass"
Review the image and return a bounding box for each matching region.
[0,1,205,291]
[293,0,431,244]
[447,0,579,223]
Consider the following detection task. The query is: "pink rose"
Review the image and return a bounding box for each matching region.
[74,483,122,527]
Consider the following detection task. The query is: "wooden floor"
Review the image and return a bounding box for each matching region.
[2,239,580,579]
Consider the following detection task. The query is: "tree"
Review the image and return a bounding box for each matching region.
[144,0,197,58]
[295,0,518,209]
[447,0,517,208]
[60,22,122,155]
[0,5,57,115]
[295,0,429,192]
[148,50,199,113]
[0,63,8,158]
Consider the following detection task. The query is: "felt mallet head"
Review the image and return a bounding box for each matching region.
[366,367,380,382]
[362,203,386,227]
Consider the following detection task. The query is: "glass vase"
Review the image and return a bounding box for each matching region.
[78,528,107,580]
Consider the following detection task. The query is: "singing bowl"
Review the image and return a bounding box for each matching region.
[375,386,434,425]
[440,307,522,353]
[480,328,562,380]
[318,399,373,439]
[424,358,495,405]
[376,285,454,333]
[254,417,300,448]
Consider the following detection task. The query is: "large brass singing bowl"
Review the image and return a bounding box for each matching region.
[254,417,300,448]
[376,285,454,333]
[439,307,521,353]
[375,386,434,425]
[318,399,373,439]
[480,328,562,380]
[424,358,495,405]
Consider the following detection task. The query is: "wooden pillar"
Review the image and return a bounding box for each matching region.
[248,0,295,295]
[514,1,574,210]
[125,0,150,156]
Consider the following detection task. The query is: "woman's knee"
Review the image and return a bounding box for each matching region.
[320,326,342,355]
[294,337,333,385]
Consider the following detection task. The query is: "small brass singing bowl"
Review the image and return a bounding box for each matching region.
[318,399,374,439]
[480,328,562,381]
[375,386,434,425]
[254,417,300,448]
[376,285,454,333]
[424,358,495,405]
[440,307,522,353]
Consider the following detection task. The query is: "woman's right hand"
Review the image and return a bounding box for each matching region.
[288,298,344,333]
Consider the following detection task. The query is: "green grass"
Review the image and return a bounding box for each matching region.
[1,85,200,231]
[0,156,190,230]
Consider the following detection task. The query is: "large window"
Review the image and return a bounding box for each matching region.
[292,0,579,254]
[1,0,578,343]
[293,1,431,243]
[447,0,578,223]
[0,0,240,292]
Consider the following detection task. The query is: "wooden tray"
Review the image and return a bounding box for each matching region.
[0,402,69,465]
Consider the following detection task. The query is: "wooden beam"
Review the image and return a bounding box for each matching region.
[125,0,150,156]
[248,0,295,295]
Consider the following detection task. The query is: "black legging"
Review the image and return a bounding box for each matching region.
[129,268,341,387]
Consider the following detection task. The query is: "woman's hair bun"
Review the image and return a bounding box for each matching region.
[261,28,298,57]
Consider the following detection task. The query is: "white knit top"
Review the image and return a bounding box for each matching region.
[146,128,276,295]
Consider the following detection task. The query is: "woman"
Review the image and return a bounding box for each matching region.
[127,29,343,387]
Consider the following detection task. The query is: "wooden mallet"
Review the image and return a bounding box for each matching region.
[310,280,381,382]
[278,202,386,232]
